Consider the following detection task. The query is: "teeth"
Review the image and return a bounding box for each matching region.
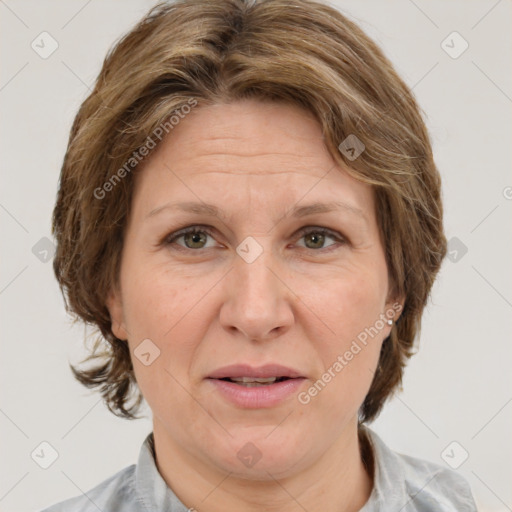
[236,382,273,387]
[230,377,278,383]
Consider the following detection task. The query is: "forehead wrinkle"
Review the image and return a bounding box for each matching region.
[184,169,325,177]
[167,150,328,170]
[165,154,333,178]
[163,132,327,162]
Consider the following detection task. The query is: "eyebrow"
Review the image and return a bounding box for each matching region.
[146,200,368,224]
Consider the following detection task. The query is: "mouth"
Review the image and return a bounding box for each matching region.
[207,363,305,381]
[205,364,307,408]
[212,376,296,387]
[206,375,306,408]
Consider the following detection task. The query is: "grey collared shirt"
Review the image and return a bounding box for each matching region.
[40,426,478,511]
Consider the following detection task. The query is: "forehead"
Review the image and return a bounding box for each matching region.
[133,99,374,221]
[144,99,330,174]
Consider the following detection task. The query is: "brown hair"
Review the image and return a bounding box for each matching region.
[52,0,446,422]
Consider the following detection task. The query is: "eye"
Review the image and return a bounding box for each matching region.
[165,226,218,250]
[295,226,346,250]
[163,225,346,252]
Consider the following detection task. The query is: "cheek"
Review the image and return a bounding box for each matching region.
[121,259,194,338]
[298,267,387,393]
[119,260,213,391]
[300,265,387,336]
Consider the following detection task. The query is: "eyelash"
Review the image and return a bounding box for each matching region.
[163,225,347,253]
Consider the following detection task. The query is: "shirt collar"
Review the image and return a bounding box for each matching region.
[135,432,190,511]
[359,424,409,510]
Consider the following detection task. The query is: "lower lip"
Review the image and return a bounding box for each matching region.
[207,378,307,408]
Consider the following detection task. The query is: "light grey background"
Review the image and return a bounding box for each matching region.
[1,1,511,511]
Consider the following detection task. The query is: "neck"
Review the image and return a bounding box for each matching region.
[152,418,374,512]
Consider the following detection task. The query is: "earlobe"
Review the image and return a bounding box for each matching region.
[106,288,129,341]
[387,295,405,323]
[385,296,405,323]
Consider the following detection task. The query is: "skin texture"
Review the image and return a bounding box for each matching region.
[107,99,403,512]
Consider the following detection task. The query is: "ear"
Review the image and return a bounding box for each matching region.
[385,293,405,323]
[106,285,129,341]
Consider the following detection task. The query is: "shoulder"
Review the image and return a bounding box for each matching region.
[362,427,478,512]
[39,464,137,512]
[398,451,477,511]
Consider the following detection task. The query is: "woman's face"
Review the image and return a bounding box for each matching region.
[108,99,400,479]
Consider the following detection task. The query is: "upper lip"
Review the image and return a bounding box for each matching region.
[207,364,305,379]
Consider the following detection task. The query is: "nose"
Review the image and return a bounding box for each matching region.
[219,241,294,342]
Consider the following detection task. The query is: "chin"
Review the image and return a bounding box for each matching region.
[204,430,310,480]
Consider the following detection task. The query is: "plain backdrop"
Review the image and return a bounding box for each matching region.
[1,1,511,511]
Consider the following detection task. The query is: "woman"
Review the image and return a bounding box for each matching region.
[43,0,478,510]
